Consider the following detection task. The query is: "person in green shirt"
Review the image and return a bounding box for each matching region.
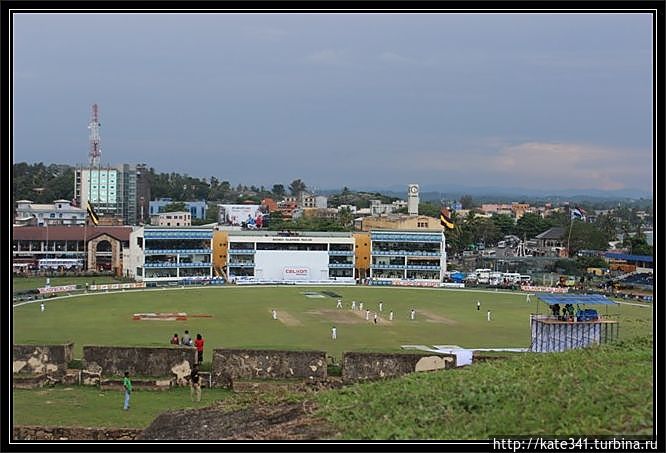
[123,371,132,410]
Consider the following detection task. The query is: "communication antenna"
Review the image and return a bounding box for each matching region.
[88,104,102,167]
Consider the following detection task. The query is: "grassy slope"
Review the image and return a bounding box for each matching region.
[316,336,654,440]
[12,287,652,361]
[12,387,232,429]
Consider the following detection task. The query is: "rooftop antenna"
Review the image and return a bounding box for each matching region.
[88,104,102,167]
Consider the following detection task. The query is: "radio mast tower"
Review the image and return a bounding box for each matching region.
[88,103,101,167]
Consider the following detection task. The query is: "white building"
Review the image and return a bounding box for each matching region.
[150,211,192,227]
[127,227,214,283]
[15,199,86,226]
[226,230,355,283]
[407,184,419,216]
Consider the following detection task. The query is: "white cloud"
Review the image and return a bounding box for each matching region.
[374,141,652,192]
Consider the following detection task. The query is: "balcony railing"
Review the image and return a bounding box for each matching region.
[372,250,440,257]
[328,250,354,256]
[144,262,212,268]
[144,249,211,255]
[228,249,256,254]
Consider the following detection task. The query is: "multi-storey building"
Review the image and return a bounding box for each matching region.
[127,227,213,283]
[14,199,86,226]
[369,230,446,282]
[149,198,207,221]
[219,230,355,283]
[74,164,145,225]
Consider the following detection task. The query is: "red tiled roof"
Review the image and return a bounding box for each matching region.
[12,226,133,242]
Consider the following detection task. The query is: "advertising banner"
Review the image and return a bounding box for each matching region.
[521,285,569,293]
[283,267,310,280]
[38,285,77,294]
[218,204,264,228]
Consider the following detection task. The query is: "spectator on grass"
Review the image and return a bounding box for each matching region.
[194,334,205,365]
[170,333,179,345]
[122,371,132,410]
[189,364,201,402]
[181,330,193,347]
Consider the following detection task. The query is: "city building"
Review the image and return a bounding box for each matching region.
[75,164,142,225]
[151,211,192,227]
[148,198,207,221]
[369,230,446,283]
[369,199,408,216]
[127,227,213,283]
[359,214,441,232]
[217,230,356,283]
[12,225,132,273]
[14,199,86,226]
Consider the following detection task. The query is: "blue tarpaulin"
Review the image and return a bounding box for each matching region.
[536,294,617,305]
[603,252,653,263]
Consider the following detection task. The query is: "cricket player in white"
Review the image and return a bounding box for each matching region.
[272,309,277,320]
[351,300,356,310]
[336,299,343,309]
[378,301,383,312]
[365,310,370,321]
[487,310,492,321]
[40,302,45,312]
[389,311,394,321]
[331,326,337,340]
[359,302,364,312]
[526,294,531,303]
[410,309,415,320]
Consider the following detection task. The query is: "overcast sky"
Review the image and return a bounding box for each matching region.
[12,12,653,194]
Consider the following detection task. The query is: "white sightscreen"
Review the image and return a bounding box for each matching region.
[254,250,330,281]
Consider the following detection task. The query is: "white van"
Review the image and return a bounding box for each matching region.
[502,273,522,284]
[519,275,532,284]
[474,268,492,284]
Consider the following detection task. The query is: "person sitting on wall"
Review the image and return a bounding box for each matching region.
[551,303,561,319]
[170,333,180,345]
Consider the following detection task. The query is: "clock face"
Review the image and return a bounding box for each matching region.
[409,185,418,194]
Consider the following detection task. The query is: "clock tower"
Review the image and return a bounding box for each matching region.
[407,184,419,216]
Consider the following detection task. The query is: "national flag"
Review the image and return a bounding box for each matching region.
[570,207,585,221]
[87,201,99,225]
[440,208,455,229]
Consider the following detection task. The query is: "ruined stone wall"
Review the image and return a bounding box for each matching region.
[13,425,142,441]
[341,352,456,383]
[211,349,327,387]
[82,346,196,380]
[13,344,74,376]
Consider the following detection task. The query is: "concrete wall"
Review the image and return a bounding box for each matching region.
[211,349,327,387]
[82,346,196,379]
[13,344,74,376]
[342,352,456,383]
[13,426,142,441]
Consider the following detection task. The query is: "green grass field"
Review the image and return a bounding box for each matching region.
[12,386,233,428]
[12,285,653,362]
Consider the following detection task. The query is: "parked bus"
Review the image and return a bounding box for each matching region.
[38,258,83,270]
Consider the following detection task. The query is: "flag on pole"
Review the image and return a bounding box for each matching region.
[570,207,585,221]
[87,201,99,225]
[440,208,455,229]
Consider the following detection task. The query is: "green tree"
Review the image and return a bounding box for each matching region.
[566,221,612,255]
[459,194,475,209]
[514,213,550,240]
[272,184,286,198]
[492,214,515,237]
[289,179,307,196]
